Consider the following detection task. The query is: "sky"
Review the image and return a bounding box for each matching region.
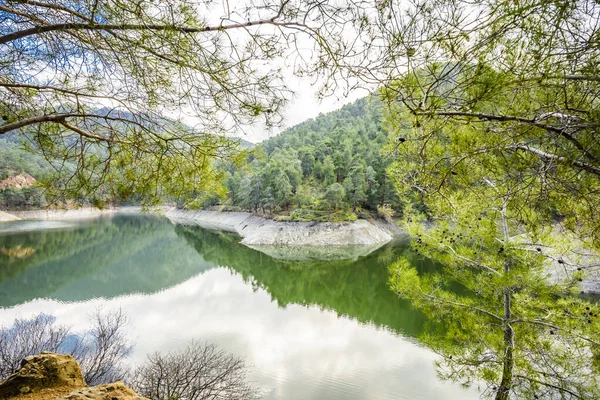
[199,0,375,144]
[242,76,370,144]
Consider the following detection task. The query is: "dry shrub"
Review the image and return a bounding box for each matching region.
[129,341,258,400]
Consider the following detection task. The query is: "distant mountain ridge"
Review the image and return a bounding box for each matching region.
[0,109,255,209]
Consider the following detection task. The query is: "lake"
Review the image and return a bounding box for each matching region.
[0,214,478,399]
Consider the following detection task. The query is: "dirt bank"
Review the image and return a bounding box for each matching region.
[9,208,117,221]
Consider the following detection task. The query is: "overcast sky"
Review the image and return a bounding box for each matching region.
[197,1,375,144]
[240,77,369,144]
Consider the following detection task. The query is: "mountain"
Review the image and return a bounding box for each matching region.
[236,138,255,149]
[0,111,254,209]
[219,96,400,220]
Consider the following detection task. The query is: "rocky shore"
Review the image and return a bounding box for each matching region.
[164,209,401,246]
[0,207,404,260]
[0,208,118,222]
[0,211,19,222]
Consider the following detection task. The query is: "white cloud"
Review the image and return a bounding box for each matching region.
[0,268,478,400]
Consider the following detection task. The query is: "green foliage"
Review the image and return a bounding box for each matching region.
[221,97,400,221]
[285,208,356,222]
[0,187,45,210]
[1,0,370,206]
[379,0,600,396]
[0,138,51,209]
[0,138,54,180]
[324,183,346,210]
[385,87,600,397]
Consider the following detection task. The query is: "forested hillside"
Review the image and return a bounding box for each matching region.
[218,96,400,221]
[0,121,251,210]
[1,97,397,219]
[0,135,51,209]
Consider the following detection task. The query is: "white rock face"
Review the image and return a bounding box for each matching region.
[10,207,116,221]
[164,209,400,247]
[0,210,20,222]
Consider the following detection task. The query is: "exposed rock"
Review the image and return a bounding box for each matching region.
[546,252,600,295]
[59,382,147,400]
[0,353,146,400]
[0,353,84,399]
[0,173,36,190]
[244,243,388,261]
[9,206,166,222]
[0,211,19,222]
[165,209,405,260]
[514,231,600,295]
[10,208,116,221]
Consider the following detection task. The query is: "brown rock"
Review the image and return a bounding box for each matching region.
[60,383,148,400]
[0,353,85,399]
[0,173,36,190]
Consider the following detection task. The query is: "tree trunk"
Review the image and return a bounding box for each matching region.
[380,174,386,207]
[496,198,514,400]
[495,286,514,400]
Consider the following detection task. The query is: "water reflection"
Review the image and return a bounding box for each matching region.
[0,215,478,399]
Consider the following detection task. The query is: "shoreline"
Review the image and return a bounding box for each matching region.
[0,207,405,260]
[3,207,597,290]
[0,206,166,222]
[164,209,403,246]
[0,207,402,246]
[164,209,405,260]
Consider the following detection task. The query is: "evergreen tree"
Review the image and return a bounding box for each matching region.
[322,156,337,186]
[376,1,600,397]
[324,183,345,211]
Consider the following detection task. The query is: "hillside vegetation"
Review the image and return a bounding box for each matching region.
[1,97,397,221]
[0,136,51,209]
[216,97,400,221]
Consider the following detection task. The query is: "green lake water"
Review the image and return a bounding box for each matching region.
[0,214,478,399]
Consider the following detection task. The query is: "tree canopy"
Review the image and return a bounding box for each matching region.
[376,1,600,398]
[216,97,400,220]
[377,0,600,247]
[0,0,371,205]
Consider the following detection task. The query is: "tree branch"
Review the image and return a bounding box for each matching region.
[421,291,504,321]
[0,18,290,45]
[416,111,563,135]
[0,113,141,135]
[514,374,585,399]
[59,121,129,145]
[513,145,600,176]
[417,111,599,162]
[0,114,71,134]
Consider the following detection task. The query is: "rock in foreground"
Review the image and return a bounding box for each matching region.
[0,353,84,399]
[60,383,145,400]
[0,353,146,400]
